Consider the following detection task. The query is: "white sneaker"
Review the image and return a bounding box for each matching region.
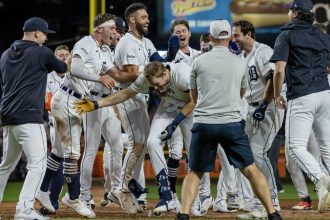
[35,191,55,213]
[153,197,177,215]
[108,191,121,206]
[15,208,50,220]
[101,192,111,207]
[213,199,237,213]
[114,190,138,214]
[317,175,330,212]
[61,193,96,218]
[236,206,267,219]
[227,194,242,210]
[200,196,213,216]
[173,193,181,213]
[191,197,200,216]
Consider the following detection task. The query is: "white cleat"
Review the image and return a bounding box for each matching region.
[35,191,55,213]
[236,206,268,219]
[61,193,96,218]
[153,197,177,216]
[15,208,50,220]
[114,190,138,214]
[108,191,121,206]
[200,195,213,216]
[213,199,237,213]
[172,193,181,213]
[317,175,330,212]
[191,197,201,216]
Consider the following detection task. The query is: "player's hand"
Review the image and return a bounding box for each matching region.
[160,123,178,141]
[252,100,268,121]
[99,75,115,89]
[73,97,99,115]
[275,96,287,110]
[166,35,180,62]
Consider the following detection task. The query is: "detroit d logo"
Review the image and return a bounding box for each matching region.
[248,65,258,81]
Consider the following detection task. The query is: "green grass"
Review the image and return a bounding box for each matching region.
[2,179,318,202]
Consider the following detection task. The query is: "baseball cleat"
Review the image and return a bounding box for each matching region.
[35,191,55,213]
[199,195,213,216]
[61,193,96,218]
[236,206,268,219]
[100,192,111,207]
[114,190,138,214]
[152,198,177,215]
[190,196,201,216]
[213,199,238,213]
[107,191,121,206]
[15,208,50,220]
[292,201,312,210]
[317,175,330,212]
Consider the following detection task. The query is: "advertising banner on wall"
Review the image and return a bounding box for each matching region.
[160,0,330,34]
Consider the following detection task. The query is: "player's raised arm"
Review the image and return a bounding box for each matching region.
[73,87,137,115]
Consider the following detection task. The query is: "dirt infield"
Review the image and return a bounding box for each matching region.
[2,184,330,220]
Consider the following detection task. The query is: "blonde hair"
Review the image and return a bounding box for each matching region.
[144,61,166,82]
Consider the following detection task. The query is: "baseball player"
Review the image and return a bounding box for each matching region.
[36,45,70,215]
[176,19,282,220]
[73,61,194,216]
[50,13,135,218]
[232,20,285,219]
[271,0,330,212]
[0,17,67,220]
[109,3,160,214]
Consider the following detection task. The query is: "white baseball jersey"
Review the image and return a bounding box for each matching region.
[63,35,114,95]
[239,42,275,104]
[47,71,65,95]
[130,62,191,108]
[115,33,157,88]
[174,47,199,66]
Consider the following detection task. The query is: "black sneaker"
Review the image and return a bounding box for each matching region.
[268,210,283,220]
[175,212,189,220]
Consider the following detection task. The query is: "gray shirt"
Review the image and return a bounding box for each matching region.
[190,46,247,124]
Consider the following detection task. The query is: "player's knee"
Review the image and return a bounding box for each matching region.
[147,135,161,151]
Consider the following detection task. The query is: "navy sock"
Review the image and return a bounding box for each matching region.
[156,169,172,201]
[40,153,63,192]
[49,162,64,205]
[63,158,79,200]
[167,158,179,194]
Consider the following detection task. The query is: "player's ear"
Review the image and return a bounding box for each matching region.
[129,16,135,24]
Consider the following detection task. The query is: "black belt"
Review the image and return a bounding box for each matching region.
[248,101,260,107]
[114,87,123,91]
[61,85,82,99]
[90,91,109,98]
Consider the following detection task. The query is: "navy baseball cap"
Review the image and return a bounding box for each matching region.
[115,17,127,32]
[23,17,56,34]
[290,0,313,13]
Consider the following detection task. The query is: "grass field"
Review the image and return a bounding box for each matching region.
[2,179,318,202]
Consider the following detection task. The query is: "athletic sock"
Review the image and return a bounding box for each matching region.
[63,158,79,200]
[167,157,179,194]
[49,162,64,205]
[156,169,172,201]
[40,153,63,192]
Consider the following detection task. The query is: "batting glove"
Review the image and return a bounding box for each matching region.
[252,100,268,121]
[160,112,186,141]
[73,97,99,116]
[166,35,180,62]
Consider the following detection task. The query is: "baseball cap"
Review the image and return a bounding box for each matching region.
[209,20,231,40]
[23,17,56,34]
[115,17,127,32]
[290,0,313,13]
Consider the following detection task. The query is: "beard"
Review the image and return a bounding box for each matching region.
[136,22,148,36]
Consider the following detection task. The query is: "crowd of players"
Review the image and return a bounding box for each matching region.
[0,0,330,220]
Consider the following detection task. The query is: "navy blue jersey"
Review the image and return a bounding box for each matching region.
[270,20,330,100]
[0,40,67,125]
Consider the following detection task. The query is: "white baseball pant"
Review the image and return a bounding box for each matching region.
[0,124,47,210]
